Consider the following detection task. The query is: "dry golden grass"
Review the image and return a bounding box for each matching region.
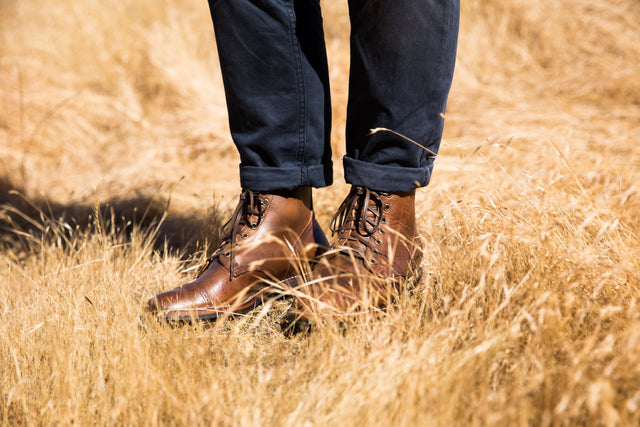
[1,0,640,425]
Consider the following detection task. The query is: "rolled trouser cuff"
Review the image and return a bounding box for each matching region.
[239,163,333,192]
[343,156,432,193]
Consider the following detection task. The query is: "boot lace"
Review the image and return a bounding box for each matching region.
[329,186,390,263]
[198,189,268,280]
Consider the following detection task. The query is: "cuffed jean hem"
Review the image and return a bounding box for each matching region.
[239,163,333,192]
[343,156,433,193]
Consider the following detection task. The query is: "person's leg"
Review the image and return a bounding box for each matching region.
[344,0,460,192]
[287,0,460,319]
[211,0,332,191]
[147,0,332,321]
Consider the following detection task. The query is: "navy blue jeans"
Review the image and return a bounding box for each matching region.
[208,0,459,193]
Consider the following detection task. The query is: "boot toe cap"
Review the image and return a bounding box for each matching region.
[145,286,210,316]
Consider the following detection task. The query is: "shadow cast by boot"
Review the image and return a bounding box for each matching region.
[0,175,225,258]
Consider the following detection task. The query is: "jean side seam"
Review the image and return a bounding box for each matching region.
[284,0,307,185]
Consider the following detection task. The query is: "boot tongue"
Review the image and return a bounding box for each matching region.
[353,187,384,237]
[361,191,383,236]
[244,192,267,228]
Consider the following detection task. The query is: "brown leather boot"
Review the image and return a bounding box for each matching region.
[146,187,328,321]
[285,186,423,320]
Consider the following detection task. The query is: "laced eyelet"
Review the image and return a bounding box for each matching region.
[381,217,387,224]
[250,224,258,229]
[261,199,269,206]
[383,203,391,212]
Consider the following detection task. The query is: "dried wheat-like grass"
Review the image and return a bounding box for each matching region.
[1,0,639,425]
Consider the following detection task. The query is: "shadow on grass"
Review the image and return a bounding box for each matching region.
[0,174,225,259]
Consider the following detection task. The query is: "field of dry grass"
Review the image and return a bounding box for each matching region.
[1,0,639,424]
